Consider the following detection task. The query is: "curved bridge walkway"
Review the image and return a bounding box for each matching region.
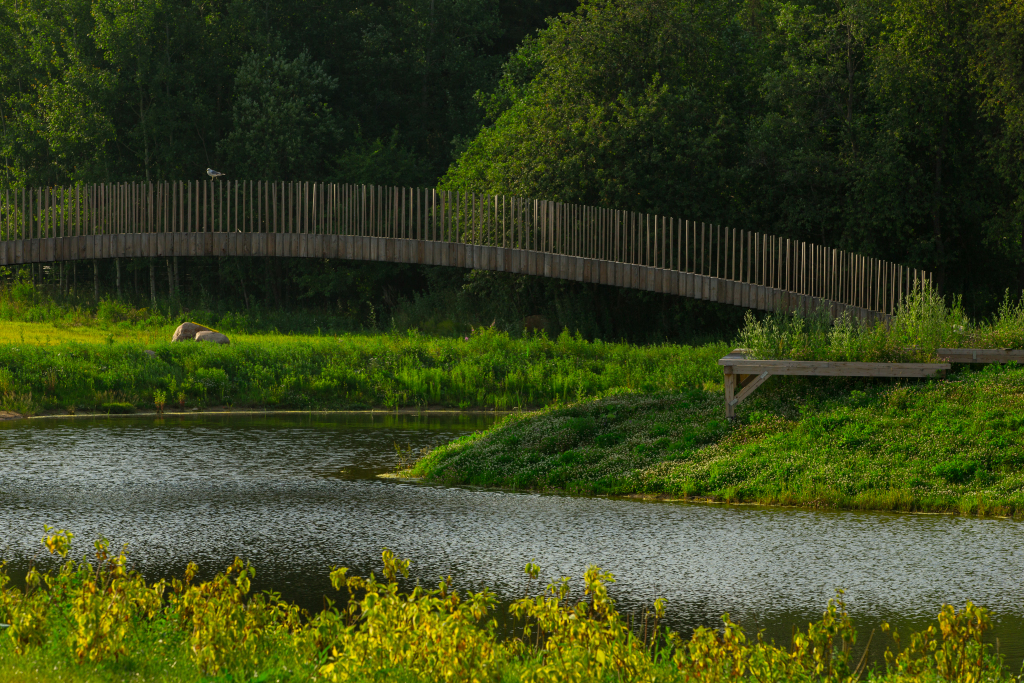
[0,181,930,322]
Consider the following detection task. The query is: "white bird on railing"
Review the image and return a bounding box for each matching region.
[207,168,225,179]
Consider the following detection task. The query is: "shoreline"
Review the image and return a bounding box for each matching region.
[379,471,1019,518]
[3,406,517,421]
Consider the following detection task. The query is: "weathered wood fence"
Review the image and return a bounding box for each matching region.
[0,181,931,319]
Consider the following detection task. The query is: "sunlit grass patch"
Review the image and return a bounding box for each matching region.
[0,325,729,415]
[0,320,169,346]
[416,364,1024,517]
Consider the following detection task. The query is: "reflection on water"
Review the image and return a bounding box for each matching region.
[1,412,1023,667]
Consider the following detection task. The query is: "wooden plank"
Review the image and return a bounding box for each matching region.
[730,370,771,407]
[936,348,1024,364]
[717,357,948,378]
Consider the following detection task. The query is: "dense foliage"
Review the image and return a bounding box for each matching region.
[0,529,1012,682]
[443,0,1024,314]
[413,363,1024,516]
[2,0,1023,331]
[0,0,574,186]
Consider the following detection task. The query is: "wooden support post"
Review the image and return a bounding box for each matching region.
[723,366,736,419]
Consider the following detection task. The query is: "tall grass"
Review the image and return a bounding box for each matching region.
[0,326,728,414]
[738,284,1024,361]
[0,529,1011,683]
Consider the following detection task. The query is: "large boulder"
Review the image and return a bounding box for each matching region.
[195,330,230,345]
[171,322,212,342]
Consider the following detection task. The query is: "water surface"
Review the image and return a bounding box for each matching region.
[1,413,1022,666]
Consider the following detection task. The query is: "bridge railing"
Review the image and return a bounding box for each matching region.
[0,181,930,315]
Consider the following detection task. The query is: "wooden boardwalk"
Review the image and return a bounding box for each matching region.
[0,181,933,320]
[719,347,1024,418]
[718,349,951,418]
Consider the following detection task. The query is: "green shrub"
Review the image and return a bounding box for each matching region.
[738,284,1024,362]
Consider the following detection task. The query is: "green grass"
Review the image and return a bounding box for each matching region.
[739,285,1024,362]
[0,279,730,414]
[0,325,728,414]
[412,363,1024,516]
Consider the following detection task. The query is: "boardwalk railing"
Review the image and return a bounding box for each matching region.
[0,181,931,318]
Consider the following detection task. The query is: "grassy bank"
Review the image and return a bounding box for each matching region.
[412,363,1024,516]
[0,323,727,414]
[0,530,1010,682]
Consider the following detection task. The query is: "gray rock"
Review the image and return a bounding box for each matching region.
[144,350,157,358]
[171,322,213,342]
[195,330,230,345]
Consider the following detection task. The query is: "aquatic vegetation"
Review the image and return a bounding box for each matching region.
[414,363,1024,516]
[0,530,1013,682]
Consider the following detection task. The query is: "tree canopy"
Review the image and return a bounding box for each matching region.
[1,0,1023,316]
[444,0,1024,311]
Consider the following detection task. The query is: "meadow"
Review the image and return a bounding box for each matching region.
[0,529,1011,683]
[0,328,728,415]
[0,276,727,414]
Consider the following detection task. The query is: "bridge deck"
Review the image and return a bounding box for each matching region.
[1,232,886,322]
[0,180,931,321]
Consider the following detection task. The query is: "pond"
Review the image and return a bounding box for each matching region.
[1,412,1022,667]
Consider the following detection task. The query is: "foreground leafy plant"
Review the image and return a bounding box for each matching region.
[0,530,1014,682]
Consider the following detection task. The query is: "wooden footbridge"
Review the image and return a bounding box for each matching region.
[0,181,930,319]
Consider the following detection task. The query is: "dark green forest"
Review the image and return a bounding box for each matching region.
[1,0,1022,340]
